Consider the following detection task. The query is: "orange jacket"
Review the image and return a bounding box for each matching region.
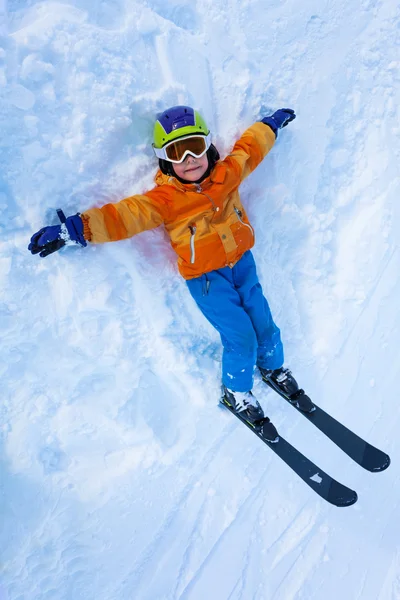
[81,122,276,279]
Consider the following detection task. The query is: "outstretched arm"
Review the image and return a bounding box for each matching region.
[225,108,296,182]
[81,187,169,244]
[28,187,170,258]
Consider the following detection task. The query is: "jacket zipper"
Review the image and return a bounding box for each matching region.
[234,206,254,236]
[189,225,197,263]
[195,185,219,212]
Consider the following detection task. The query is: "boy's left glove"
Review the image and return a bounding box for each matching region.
[28,210,87,258]
[261,108,296,137]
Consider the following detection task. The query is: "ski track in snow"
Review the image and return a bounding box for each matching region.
[1,0,400,599]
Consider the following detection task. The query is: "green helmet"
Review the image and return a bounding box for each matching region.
[153,105,209,148]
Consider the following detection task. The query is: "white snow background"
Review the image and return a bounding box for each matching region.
[1,0,400,599]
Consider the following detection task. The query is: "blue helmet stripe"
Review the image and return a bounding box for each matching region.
[158,105,195,134]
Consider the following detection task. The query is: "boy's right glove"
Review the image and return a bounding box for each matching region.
[28,210,87,258]
[261,108,296,137]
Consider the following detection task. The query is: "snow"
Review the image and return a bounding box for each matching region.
[1,0,400,598]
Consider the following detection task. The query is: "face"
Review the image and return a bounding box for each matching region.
[172,153,209,182]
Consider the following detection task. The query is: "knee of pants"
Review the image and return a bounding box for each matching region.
[222,328,258,358]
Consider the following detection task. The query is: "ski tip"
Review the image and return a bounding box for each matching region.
[334,490,358,508]
[362,446,391,472]
[370,454,391,472]
[344,491,358,507]
[328,481,358,507]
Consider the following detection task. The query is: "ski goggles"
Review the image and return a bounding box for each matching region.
[153,133,211,164]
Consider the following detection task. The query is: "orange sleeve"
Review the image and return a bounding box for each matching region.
[80,186,170,244]
[224,122,276,182]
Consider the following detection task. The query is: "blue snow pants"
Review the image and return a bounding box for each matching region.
[186,251,284,392]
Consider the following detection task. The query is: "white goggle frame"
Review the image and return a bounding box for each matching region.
[153,133,211,164]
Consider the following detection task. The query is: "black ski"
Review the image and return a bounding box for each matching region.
[261,375,391,472]
[221,397,358,507]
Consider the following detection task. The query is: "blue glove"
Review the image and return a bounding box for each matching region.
[261,108,296,137]
[28,209,87,258]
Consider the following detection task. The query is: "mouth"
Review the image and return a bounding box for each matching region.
[185,165,200,173]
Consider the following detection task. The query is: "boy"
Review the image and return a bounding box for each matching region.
[28,105,314,442]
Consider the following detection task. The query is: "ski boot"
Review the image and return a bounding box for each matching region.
[259,367,315,413]
[222,386,279,443]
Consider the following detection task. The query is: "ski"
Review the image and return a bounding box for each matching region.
[261,375,391,472]
[221,397,358,507]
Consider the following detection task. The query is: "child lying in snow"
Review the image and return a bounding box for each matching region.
[28,105,315,441]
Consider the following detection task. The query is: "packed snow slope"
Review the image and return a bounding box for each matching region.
[1,0,400,599]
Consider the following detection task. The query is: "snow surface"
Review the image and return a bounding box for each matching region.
[1,0,400,599]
